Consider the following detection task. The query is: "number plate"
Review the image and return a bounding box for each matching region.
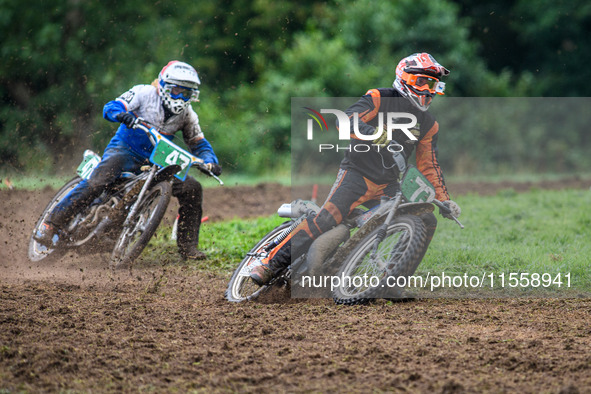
[150,138,193,180]
[76,151,101,180]
[401,166,436,202]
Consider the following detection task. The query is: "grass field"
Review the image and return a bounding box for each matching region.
[419,188,591,297]
[143,187,591,298]
[144,215,287,272]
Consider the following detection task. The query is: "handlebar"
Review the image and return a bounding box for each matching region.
[433,199,464,229]
[131,117,224,185]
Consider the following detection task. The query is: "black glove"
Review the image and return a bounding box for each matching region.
[116,112,136,128]
[200,163,222,176]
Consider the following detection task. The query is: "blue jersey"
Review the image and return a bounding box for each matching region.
[103,84,218,164]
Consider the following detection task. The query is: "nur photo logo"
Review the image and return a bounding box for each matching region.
[304,107,418,153]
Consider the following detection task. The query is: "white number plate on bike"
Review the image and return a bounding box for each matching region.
[150,138,193,181]
[401,166,436,202]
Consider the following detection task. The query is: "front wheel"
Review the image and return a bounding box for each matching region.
[28,177,82,262]
[225,222,292,302]
[110,181,172,269]
[332,215,428,305]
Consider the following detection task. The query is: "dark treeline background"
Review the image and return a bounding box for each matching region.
[1,0,590,177]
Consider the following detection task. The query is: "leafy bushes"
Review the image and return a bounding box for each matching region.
[1,0,589,177]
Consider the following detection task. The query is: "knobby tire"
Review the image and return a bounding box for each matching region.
[332,215,428,305]
[110,181,172,269]
[28,177,82,263]
[225,221,292,302]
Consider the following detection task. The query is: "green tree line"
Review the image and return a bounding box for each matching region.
[1,0,590,177]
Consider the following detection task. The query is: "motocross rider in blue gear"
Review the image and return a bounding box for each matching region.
[34,61,221,260]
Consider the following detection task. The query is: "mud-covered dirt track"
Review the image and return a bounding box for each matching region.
[1,178,590,392]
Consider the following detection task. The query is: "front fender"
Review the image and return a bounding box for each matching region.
[153,165,181,184]
[395,202,434,217]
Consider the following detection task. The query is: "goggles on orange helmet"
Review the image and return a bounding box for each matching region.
[399,71,446,95]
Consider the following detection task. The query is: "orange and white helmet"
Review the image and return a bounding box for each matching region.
[158,61,201,115]
[393,53,449,111]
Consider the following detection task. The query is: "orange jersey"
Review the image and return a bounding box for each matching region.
[340,88,449,201]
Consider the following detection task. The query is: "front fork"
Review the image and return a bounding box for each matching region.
[122,166,157,228]
[111,166,157,260]
[370,193,403,258]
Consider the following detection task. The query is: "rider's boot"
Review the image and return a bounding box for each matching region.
[249,257,275,286]
[250,230,309,286]
[174,177,205,261]
[250,248,291,286]
[33,222,66,248]
[179,245,207,261]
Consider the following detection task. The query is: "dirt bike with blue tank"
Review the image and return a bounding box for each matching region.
[225,165,463,304]
[28,118,223,268]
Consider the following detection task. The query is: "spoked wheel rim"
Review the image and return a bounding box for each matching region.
[111,186,166,267]
[28,179,81,262]
[229,246,270,302]
[226,223,292,302]
[339,222,413,298]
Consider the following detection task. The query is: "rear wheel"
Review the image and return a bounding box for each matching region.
[110,181,172,269]
[28,177,82,262]
[225,222,292,302]
[332,215,428,305]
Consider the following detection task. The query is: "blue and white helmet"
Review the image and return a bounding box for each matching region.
[158,61,201,115]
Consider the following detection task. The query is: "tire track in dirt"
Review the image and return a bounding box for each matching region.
[1,178,590,392]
